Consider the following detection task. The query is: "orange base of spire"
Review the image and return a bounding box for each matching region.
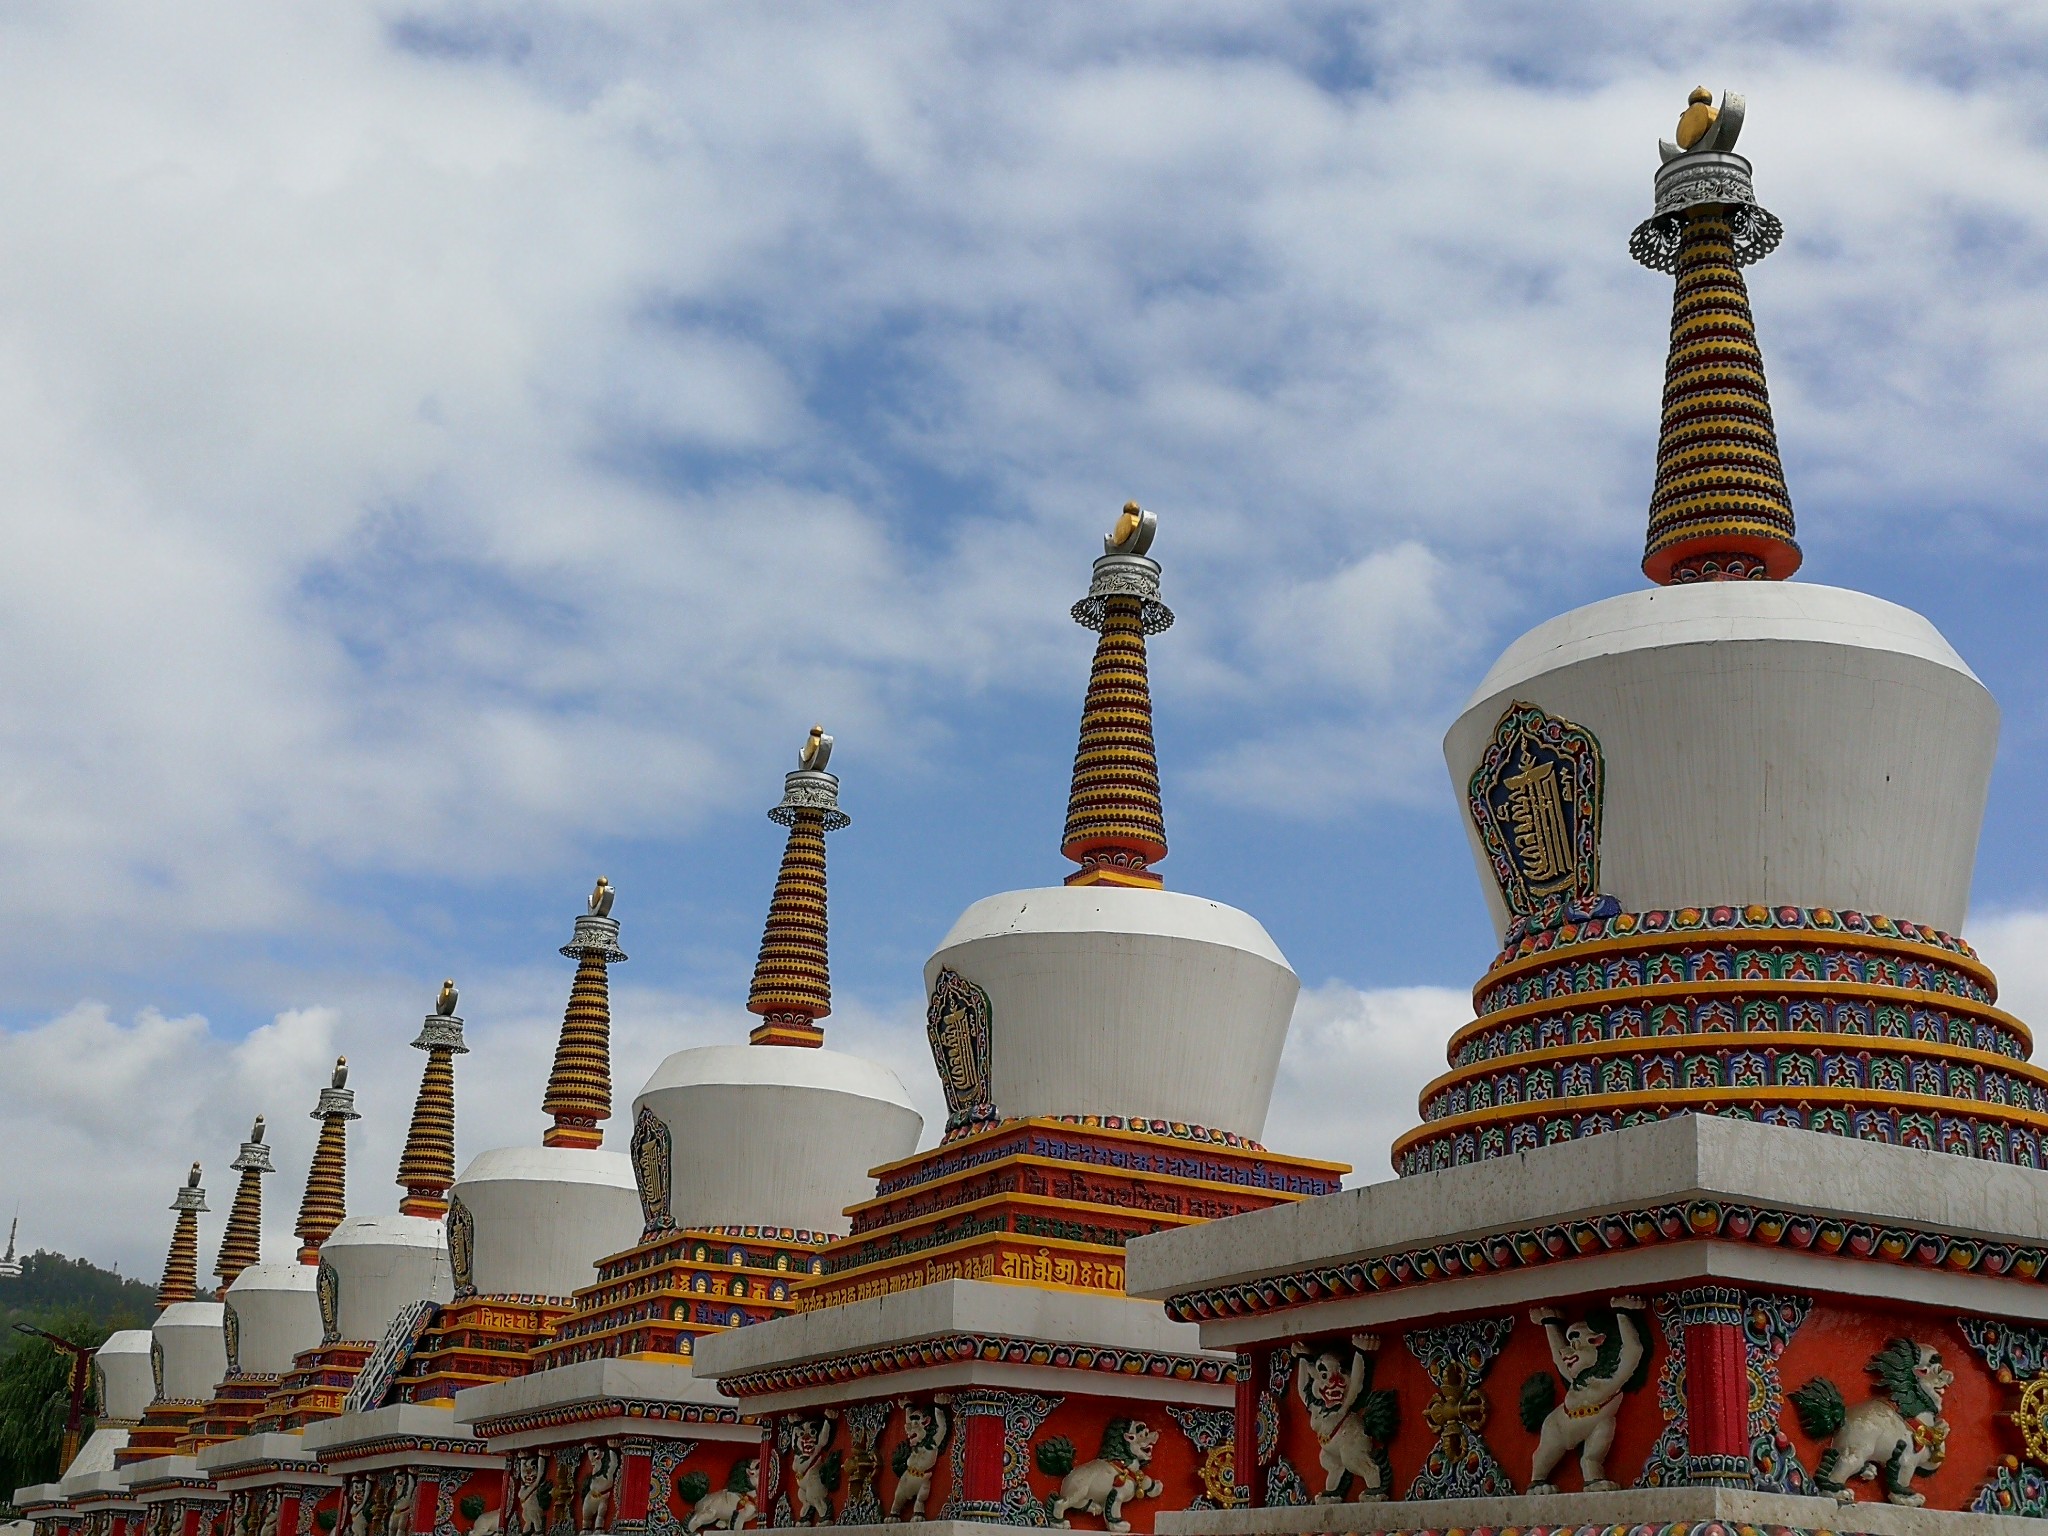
[1064,864,1163,890]
[543,1122,604,1149]
[399,1194,449,1219]
[749,1019,826,1047]
[1643,529,1802,585]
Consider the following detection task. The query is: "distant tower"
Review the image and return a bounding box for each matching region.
[542,878,625,1146]
[156,1164,207,1310]
[214,1116,271,1292]
[295,1057,357,1263]
[0,1212,19,1279]
[747,726,849,1047]
[1062,502,1173,887]
[396,981,467,1218]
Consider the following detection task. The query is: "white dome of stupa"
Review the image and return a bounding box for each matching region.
[1444,581,1997,937]
[222,1261,319,1375]
[93,1330,154,1420]
[925,885,1298,1143]
[318,1215,450,1342]
[634,1042,921,1235]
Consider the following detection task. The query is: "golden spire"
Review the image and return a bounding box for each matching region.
[544,877,626,1148]
[156,1163,207,1310]
[214,1117,272,1291]
[1630,88,1798,584]
[396,982,466,1218]
[747,727,848,1047]
[1062,502,1173,887]
[295,1057,358,1264]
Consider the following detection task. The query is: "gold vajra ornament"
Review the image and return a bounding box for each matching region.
[2016,1377,2048,1464]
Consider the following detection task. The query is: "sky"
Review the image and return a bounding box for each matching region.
[8,2,2048,1278]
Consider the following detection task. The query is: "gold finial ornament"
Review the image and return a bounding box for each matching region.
[1675,85,1717,150]
[1106,500,1157,557]
[548,877,627,1147]
[436,978,459,1018]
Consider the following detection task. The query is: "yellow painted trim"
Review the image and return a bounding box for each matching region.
[1391,1083,2048,1163]
[795,1229,1126,1296]
[846,1151,1327,1217]
[1420,1028,2048,1108]
[1453,977,2028,1063]
[860,1116,1348,1182]
[828,1188,1207,1251]
[1475,924,1999,1006]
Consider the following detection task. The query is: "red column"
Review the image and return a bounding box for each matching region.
[409,1478,439,1536]
[276,1496,301,1536]
[960,1412,1005,1506]
[1234,1349,1261,1508]
[619,1450,653,1526]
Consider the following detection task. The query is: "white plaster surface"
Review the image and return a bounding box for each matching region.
[94,1330,155,1421]
[1157,1485,2048,1536]
[118,1455,214,1494]
[451,1144,641,1298]
[303,1400,475,1453]
[690,1277,1218,1380]
[55,1430,126,1485]
[152,1301,228,1401]
[1126,1115,2048,1304]
[925,886,1299,1141]
[195,1433,321,1474]
[635,1043,921,1235]
[1446,582,1998,936]
[454,1357,727,1426]
[319,1213,452,1342]
[224,1261,321,1376]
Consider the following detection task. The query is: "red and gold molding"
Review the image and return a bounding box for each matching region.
[1397,906,2044,1176]
[247,1341,375,1434]
[391,1297,573,1403]
[532,1227,824,1367]
[796,1117,1344,1311]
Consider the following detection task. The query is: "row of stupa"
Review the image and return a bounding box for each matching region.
[19,86,2048,1536]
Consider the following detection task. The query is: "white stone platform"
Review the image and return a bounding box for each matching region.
[689,1277,1232,1414]
[453,1357,748,1449]
[1126,1115,2048,1347]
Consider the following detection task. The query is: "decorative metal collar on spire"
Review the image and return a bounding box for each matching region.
[397,982,465,1219]
[215,1117,272,1292]
[543,877,626,1148]
[1630,88,1800,584]
[156,1163,207,1311]
[295,1057,357,1264]
[1062,503,1172,888]
[747,727,847,1047]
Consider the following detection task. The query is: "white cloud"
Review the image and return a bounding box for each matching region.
[1268,980,1470,1184]
[1964,907,2048,1037]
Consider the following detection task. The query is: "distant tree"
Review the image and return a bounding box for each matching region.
[0,1311,106,1511]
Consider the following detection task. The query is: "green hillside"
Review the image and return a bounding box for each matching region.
[0,1252,157,1342]
[0,1252,160,1507]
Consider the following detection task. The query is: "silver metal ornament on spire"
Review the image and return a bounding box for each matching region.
[563,874,627,962]
[313,1055,362,1122]
[410,979,468,1053]
[1628,87,1782,272]
[171,1162,208,1214]
[1072,501,1173,634]
[229,1116,275,1175]
[771,724,850,831]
